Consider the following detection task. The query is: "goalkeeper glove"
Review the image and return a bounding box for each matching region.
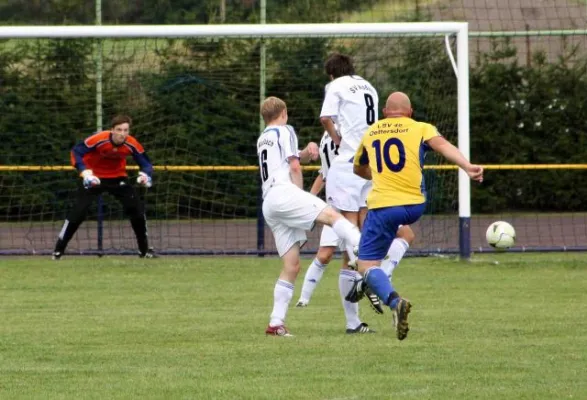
[81,170,100,189]
[137,171,152,188]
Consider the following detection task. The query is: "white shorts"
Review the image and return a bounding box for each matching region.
[326,162,372,212]
[263,183,329,256]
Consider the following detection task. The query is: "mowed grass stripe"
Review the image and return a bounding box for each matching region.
[0,253,586,399]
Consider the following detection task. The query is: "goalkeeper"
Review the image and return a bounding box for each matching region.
[52,115,155,259]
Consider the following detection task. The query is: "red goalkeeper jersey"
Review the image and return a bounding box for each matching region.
[70,131,153,179]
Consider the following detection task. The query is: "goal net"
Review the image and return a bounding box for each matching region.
[0,23,471,256]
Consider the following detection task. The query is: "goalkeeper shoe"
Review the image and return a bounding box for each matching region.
[344,278,366,303]
[139,249,158,259]
[346,322,376,334]
[392,297,412,341]
[52,251,62,260]
[295,300,308,308]
[365,287,384,315]
[265,325,293,337]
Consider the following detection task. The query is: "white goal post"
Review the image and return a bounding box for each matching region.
[0,22,471,258]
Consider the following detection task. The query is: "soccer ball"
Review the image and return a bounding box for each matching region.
[486,221,516,249]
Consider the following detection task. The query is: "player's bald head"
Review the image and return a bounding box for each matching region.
[383,92,412,118]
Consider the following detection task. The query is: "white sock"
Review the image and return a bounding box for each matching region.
[339,269,362,329]
[380,238,410,278]
[269,279,294,327]
[332,218,361,264]
[299,258,327,303]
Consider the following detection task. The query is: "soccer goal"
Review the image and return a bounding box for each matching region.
[0,22,472,257]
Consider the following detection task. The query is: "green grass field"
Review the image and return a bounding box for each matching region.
[1,253,586,399]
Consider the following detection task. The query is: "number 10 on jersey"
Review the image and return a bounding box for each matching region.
[371,138,406,173]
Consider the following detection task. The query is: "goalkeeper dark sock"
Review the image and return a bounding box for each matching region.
[54,239,66,253]
[130,216,149,254]
[54,219,82,253]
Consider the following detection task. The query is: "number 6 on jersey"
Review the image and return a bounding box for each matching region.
[260,149,269,182]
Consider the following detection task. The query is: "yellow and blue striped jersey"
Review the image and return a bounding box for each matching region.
[353,117,440,209]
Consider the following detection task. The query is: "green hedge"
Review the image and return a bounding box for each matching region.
[0,37,586,219]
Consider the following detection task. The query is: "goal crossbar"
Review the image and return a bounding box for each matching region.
[0,23,468,39]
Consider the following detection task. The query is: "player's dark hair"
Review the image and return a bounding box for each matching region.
[111,115,132,128]
[324,53,355,78]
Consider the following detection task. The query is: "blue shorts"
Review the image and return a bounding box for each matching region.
[359,203,426,261]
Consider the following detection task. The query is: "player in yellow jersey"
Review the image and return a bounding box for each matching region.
[346,92,484,340]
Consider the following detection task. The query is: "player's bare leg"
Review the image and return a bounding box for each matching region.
[266,244,300,337]
[296,245,335,307]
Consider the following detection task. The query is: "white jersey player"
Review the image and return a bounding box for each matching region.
[322,77,378,166]
[257,96,363,337]
[295,104,382,334]
[258,123,301,198]
[321,77,377,213]
[317,54,417,325]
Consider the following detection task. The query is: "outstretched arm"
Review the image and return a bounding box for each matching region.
[426,136,483,182]
[310,174,325,196]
